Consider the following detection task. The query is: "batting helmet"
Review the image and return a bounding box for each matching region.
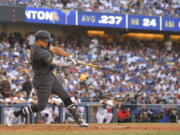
[35,30,53,43]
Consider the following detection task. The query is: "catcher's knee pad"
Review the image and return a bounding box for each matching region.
[63,97,73,107]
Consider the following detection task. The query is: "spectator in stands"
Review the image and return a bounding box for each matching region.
[0,74,12,97]
[22,76,32,98]
[80,92,90,102]
[13,91,26,104]
[8,33,15,48]
[168,109,177,122]
[177,94,180,123]
[116,106,131,123]
[79,71,89,91]
[0,31,179,123]
[48,94,64,123]
[0,0,180,17]
[26,32,35,49]
[96,96,114,123]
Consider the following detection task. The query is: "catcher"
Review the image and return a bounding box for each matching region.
[7,30,88,127]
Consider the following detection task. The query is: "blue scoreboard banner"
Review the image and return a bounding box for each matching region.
[77,11,126,28]
[24,7,180,32]
[25,7,66,24]
[162,17,180,32]
[66,10,76,25]
[128,15,160,30]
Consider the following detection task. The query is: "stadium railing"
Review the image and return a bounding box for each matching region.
[0,103,179,124]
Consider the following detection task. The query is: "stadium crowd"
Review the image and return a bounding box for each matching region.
[0,31,180,123]
[0,0,180,17]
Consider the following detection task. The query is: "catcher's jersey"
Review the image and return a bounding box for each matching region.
[30,45,53,74]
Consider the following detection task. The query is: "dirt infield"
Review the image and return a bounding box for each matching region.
[0,123,180,133]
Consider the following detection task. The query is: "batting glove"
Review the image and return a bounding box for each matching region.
[68,55,78,65]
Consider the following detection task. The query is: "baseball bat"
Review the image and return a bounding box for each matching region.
[78,61,120,73]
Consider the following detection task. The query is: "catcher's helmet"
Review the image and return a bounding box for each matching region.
[35,30,53,43]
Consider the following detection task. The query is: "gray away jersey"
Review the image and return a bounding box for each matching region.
[30,45,53,74]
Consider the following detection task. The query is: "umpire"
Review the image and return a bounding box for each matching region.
[7,30,88,127]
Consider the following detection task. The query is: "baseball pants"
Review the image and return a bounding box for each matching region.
[33,73,69,112]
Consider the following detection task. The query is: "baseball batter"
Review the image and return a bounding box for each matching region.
[7,30,88,127]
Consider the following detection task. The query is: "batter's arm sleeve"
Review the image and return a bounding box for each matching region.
[52,59,71,67]
[50,46,70,57]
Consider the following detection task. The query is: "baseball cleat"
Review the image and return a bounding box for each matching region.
[7,110,17,127]
[79,119,88,127]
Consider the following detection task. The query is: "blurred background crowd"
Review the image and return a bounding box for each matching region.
[0,31,179,123]
[0,0,180,17]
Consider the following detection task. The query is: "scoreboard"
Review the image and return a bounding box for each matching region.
[128,15,160,30]
[77,11,126,28]
[76,11,179,32]
[25,7,66,24]
[162,17,180,32]
[0,6,179,32]
[0,6,25,22]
